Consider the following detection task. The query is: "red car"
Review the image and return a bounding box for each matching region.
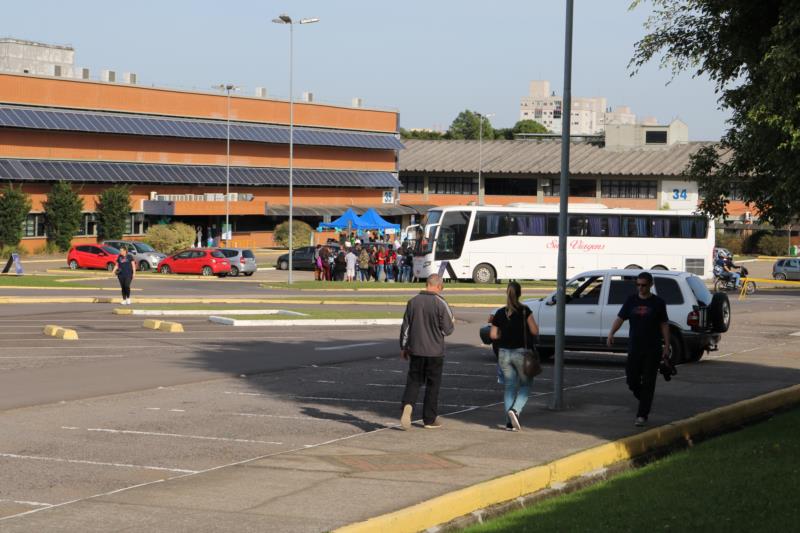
[157,248,231,277]
[67,245,121,271]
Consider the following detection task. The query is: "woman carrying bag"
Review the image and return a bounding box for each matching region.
[489,281,540,431]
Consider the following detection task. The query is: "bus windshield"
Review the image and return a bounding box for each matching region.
[434,210,470,260]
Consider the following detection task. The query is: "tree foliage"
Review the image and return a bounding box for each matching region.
[0,184,32,248]
[630,0,800,225]
[96,185,131,241]
[399,128,445,140]
[43,182,84,252]
[273,220,313,249]
[513,119,548,135]
[447,110,495,140]
[144,222,195,255]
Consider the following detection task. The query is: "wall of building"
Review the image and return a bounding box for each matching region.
[0,40,74,77]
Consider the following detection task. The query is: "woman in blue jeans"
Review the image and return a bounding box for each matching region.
[489,281,540,431]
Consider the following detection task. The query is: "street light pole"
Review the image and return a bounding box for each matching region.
[273,14,319,285]
[214,84,239,246]
[476,112,494,206]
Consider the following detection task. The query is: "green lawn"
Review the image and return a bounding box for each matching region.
[0,275,101,288]
[260,280,555,290]
[465,407,800,533]
[219,309,403,320]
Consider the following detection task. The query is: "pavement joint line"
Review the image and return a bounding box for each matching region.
[71,427,284,445]
[315,342,382,351]
[0,452,199,475]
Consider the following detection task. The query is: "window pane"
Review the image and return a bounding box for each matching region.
[470,212,510,241]
[654,277,684,305]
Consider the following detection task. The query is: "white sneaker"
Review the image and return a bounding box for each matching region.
[126,298,132,305]
[635,417,647,427]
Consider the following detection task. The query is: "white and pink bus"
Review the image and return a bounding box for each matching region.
[412,203,714,283]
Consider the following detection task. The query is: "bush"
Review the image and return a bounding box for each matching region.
[0,185,32,248]
[96,185,131,240]
[755,234,790,256]
[143,222,196,255]
[0,244,28,259]
[43,182,84,252]
[715,232,743,255]
[273,220,312,250]
[33,241,61,255]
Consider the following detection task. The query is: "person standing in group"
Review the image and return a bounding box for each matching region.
[313,245,322,281]
[489,281,539,431]
[399,274,455,429]
[607,271,670,427]
[320,245,332,281]
[196,226,203,248]
[402,246,414,283]
[113,245,135,306]
[345,246,357,282]
[375,246,386,282]
[358,246,371,281]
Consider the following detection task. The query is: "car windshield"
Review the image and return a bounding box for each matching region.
[134,243,156,253]
[211,250,226,258]
[686,276,712,306]
[102,246,119,254]
[242,249,255,259]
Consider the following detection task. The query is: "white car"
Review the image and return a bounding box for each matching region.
[481,269,730,363]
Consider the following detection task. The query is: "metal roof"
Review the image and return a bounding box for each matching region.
[266,204,428,217]
[399,139,717,176]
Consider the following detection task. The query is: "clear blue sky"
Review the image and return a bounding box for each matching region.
[2,0,728,140]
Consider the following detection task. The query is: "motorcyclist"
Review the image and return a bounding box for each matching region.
[715,252,741,288]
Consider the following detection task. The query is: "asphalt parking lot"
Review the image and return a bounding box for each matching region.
[1,274,799,530]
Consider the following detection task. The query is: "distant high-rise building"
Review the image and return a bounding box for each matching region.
[0,38,75,77]
[519,80,637,135]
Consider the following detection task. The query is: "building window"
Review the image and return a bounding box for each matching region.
[544,179,596,197]
[400,175,424,194]
[127,213,146,235]
[601,180,657,199]
[645,130,668,144]
[485,178,537,196]
[23,214,45,237]
[429,176,478,195]
[76,213,97,236]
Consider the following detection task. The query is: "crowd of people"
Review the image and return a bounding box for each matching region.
[313,237,415,282]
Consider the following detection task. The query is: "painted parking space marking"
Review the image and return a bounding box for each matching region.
[0,500,52,508]
[0,452,198,474]
[790,331,800,337]
[315,342,382,351]
[62,427,283,446]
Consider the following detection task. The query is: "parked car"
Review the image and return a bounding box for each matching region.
[103,240,166,272]
[479,269,729,364]
[157,248,230,277]
[217,248,257,276]
[276,244,340,271]
[67,245,121,271]
[773,258,800,280]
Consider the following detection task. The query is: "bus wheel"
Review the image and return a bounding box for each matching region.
[472,263,496,284]
[625,264,643,270]
[651,264,668,270]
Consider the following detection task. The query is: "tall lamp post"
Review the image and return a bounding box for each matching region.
[272,13,320,284]
[476,112,494,206]
[214,83,239,246]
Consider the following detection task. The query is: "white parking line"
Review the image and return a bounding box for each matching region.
[0,499,52,508]
[63,427,283,446]
[315,342,381,351]
[791,331,800,337]
[0,452,198,474]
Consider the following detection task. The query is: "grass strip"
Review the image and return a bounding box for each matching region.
[217,309,402,320]
[465,407,800,533]
[0,276,102,288]
[260,280,555,290]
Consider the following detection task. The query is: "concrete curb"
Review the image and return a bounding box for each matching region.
[142,319,184,333]
[208,316,403,327]
[116,309,307,317]
[0,296,497,307]
[42,324,79,340]
[334,383,800,533]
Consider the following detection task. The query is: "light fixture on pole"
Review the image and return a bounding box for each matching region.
[476,112,494,206]
[273,13,320,285]
[214,83,239,246]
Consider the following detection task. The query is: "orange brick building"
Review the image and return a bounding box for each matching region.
[0,73,404,252]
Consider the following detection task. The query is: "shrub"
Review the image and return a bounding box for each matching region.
[43,182,84,252]
[715,232,743,255]
[143,222,195,255]
[96,185,131,240]
[33,241,61,255]
[273,220,312,250]
[0,185,32,249]
[0,244,28,259]
[755,234,790,256]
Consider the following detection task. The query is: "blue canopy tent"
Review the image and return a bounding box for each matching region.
[317,208,368,231]
[358,208,400,232]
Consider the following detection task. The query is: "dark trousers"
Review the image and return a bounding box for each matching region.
[626,348,660,418]
[401,355,444,425]
[118,275,132,300]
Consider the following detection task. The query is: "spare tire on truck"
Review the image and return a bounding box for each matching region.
[709,292,731,333]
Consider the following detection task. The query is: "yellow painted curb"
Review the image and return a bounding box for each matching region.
[42,324,79,340]
[113,308,133,315]
[158,321,184,333]
[334,383,800,533]
[142,319,163,330]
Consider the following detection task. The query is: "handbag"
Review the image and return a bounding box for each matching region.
[521,310,542,378]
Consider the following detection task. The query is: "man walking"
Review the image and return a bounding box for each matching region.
[607,272,670,427]
[399,274,455,429]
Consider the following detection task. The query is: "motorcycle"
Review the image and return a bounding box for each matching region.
[714,265,755,294]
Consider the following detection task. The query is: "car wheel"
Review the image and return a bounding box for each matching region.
[68,259,79,270]
[709,292,731,333]
[279,260,288,271]
[624,264,643,270]
[230,266,239,277]
[472,263,496,284]
[686,345,705,363]
[138,261,150,272]
[202,266,213,277]
[774,272,787,280]
[244,271,254,277]
[160,265,171,274]
[669,331,685,364]
[651,264,668,271]
[106,262,115,272]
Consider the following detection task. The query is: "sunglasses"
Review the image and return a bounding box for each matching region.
[636,283,650,288]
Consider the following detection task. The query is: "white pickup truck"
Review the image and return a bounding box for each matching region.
[480,269,730,363]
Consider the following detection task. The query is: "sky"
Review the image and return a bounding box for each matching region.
[2,0,729,140]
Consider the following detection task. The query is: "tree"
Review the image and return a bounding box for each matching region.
[96,185,131,240]
[512,119,548,135]
[0,185,32,249]
[144,222,195,254]
[399,128,445,140]
[447,110,494,140]
[273,220,312,249]
[630,0,800,225]
[43,181,84,252]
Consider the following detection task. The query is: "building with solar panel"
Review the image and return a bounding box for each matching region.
[0,71,406,253]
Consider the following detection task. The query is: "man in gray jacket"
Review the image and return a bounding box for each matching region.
[399,274,455,429]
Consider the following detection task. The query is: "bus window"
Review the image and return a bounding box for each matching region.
[679,217,707,238]
[434,211,470,260]
[510,214,546,236]
[622,216,649,237]
[568,216,589,236]
[471,212,510,241]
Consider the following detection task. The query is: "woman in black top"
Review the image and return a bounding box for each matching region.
[113,246,135,305]
[489,281,539,431]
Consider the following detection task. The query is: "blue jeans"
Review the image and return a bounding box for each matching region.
[730,272,741,287]
[375,265,384,282]
[498,348,532,416]
[401,265,412,283]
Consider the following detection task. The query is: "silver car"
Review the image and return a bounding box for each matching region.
[218,248,258,276]
[773,258,800,280]
[104,240,166,272]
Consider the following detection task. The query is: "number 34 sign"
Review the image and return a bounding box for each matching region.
[672,189,688,200]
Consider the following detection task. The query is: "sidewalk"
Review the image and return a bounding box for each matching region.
[2,343,798,532]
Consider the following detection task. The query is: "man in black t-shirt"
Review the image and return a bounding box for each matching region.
[607,272,670,427]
